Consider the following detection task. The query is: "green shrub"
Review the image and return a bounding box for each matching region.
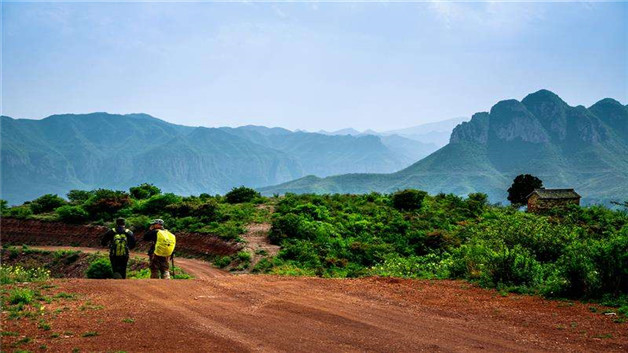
[214,256,232,268]
[56,205,89,224]
[66,190,93,204]
[0,265,50,284]
[139,193,182,215]
[392,189,427,211]
[371,253,452,279]
[252,258,274,273]
[0,199,8,215]
[5,205,33,218]
[237,251,252,262]
[83,189,131,220]
[86,258,113,279]
[225,186,260,204]
[129,183,161,200]
[30,194,66,214]
[9,288,35,304]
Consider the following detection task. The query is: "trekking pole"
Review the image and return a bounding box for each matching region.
[171,254,175,278]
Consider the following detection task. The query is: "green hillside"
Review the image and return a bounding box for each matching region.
[1,113,422,204]
[260,90,628,204]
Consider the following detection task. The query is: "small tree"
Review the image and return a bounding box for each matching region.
[0,199,8,215]
[140,193,181,215]
[56,205,89,224]
[66,190,94,204]
[30,194,66,214]
[130,183,161,200]
[225,186,260,204]
[392,189,427,211]
[507,174,543,206]
[83,189,131,220]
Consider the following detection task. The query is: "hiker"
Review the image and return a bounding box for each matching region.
[100,218,136,279]
[143,219,176,279]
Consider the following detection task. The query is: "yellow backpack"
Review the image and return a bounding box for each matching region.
[154,229,176,257]
[111,228,130,257]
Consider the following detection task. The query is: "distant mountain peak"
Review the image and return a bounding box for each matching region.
[522,89,564,103]
[591,97,624,109]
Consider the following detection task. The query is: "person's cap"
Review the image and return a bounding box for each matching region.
[150,219,164,226]
[116,218,126,225]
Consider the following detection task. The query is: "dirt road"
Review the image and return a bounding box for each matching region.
[3,248,626,352]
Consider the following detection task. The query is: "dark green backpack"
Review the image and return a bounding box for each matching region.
[110,228,129,257]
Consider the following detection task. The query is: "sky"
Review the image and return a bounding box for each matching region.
[1,1,627,131]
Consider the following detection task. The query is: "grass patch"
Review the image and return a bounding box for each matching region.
[81,331,99,337]
[0,263,50,284]
[53,292,75,299]
[9,288,35,305]
[79,301,104,311]
[593,333,613,339]
[38,319,51,331]
[14,336,32,346]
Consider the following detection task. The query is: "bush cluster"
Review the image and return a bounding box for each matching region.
[268,192,627,302]
[1,185,265,240]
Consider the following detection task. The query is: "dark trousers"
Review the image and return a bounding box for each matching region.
[110,256,129,279]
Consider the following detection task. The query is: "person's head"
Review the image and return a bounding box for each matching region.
[150,219,164,230]
[116,218,126,227]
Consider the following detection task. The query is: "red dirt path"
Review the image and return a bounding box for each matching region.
[2,248,626,352]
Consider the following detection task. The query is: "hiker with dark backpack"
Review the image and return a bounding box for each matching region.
[143,219,176,279]
[100,218,136,279]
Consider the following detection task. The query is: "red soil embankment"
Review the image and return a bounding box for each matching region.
[0,218,240,257]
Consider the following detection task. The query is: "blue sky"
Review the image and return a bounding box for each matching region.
[2,1,626,131]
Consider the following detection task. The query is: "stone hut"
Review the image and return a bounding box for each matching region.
[527,188,581,213]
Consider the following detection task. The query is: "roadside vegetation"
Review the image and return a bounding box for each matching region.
[2,185,627,312]
[0,258,85,351]
[266,191,628,311]
[1,246,192,280]
[1,184,267,241]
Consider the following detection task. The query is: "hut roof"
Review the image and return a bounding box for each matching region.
[527,188,581,200]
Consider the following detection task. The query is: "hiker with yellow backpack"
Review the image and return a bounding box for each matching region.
[100,218,136,279]
[143,219,176,279]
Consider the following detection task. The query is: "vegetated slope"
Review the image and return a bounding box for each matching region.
[260,90,628,204]
[1,113,424,204]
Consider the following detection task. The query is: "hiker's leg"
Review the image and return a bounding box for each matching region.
[149,255,160,279]
[159,256,170,280]
[121,256,129,279]
[110,256,122,279]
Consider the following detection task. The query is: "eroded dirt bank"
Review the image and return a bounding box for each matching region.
[1,218,240,257]
[2,276,626,353]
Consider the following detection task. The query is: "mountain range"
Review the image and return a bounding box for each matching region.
[316,117,467,148]
[0,113,435,204]
[260,90,628,205]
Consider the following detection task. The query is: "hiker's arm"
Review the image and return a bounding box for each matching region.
[100,229,113,247]
[143,229,156,242]
[127,231,137,250]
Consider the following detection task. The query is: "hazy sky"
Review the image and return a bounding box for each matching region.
[2,1,626,131]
